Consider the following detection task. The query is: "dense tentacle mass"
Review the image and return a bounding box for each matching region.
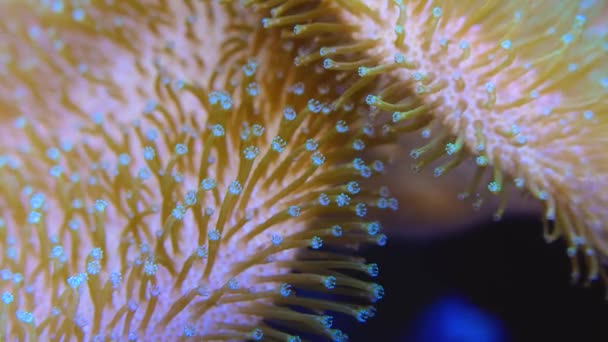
[0,0,230,130]
[245,0,608,285]
[0,2,394,340]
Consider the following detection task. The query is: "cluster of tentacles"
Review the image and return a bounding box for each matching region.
[244,0,608,286]
[0,0,606,341]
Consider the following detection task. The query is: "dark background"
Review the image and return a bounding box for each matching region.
[341,215,608,342]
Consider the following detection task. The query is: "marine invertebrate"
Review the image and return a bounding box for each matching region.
[245,0,608,284]
[0,2,394,340]
[0,0,161,126]
[0,0,224,129]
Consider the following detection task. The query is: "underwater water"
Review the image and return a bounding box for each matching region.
[340,215,608,341]
[408,295,506,342]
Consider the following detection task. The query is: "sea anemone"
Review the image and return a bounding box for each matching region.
[0,1,228,129]
[0,2,394,340]
[0,0,158,126]
[246,0,608,285]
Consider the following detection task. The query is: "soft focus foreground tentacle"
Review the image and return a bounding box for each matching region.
[0,1,394,340]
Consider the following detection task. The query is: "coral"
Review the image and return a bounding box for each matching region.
[0,0,160,125]
[245,0,608,284]
[0,1,394,340]
[2,0,606,339]
[0,0,231,130]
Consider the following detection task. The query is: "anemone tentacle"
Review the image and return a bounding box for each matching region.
[243,0,608,285]
[0,2,395,340]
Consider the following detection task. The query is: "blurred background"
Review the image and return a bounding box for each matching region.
[339,214,608,341]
